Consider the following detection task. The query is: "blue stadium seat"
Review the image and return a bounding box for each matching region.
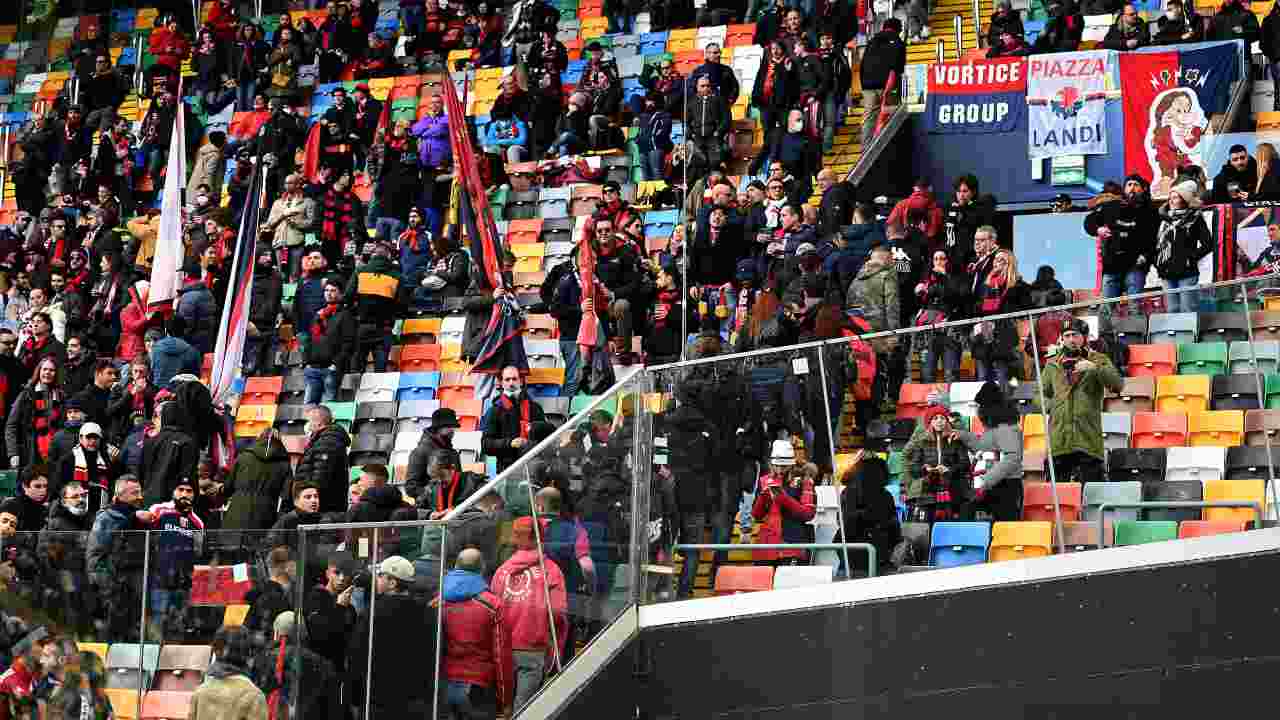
[929,522,990,568]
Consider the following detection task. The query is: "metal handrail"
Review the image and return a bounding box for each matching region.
[647,272,1280,373]
[953,14,963,60]
[672,543,879,578]
[1096,502,1264,548]
[973,0,983,47]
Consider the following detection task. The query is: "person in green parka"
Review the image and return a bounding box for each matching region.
[222,428,293,534]
[1040,319,1124,485]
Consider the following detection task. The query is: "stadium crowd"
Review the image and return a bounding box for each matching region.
[0,0,1273,716]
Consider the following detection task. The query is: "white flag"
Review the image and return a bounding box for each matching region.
[148,100,187,312]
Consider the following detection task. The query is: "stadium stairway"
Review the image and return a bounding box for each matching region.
[906,0,993,64]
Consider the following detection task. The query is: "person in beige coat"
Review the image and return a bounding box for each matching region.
[260,173,316,279]
[187,131,228,200]
[127,211,161,275]
[189,626,269,720]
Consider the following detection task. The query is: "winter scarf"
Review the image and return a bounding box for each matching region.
[31,386,63,459]
[496,393,532,439]
[1155,205,1197,270]
[321,190,359,243]
[311,302,339,337]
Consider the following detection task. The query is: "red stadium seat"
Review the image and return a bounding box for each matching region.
[896,383,945,420]
[713,566,774,595]
[1130,412,1188,448]
[1021,482,1082,522]
[1126,345,1177,377]
[1178,520,1248,538]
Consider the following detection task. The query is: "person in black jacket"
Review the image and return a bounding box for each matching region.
[1155,180,1213,313]
[1209,144,1257,203]
[295,405,351,514]
[594,230,644,365]
[689,206,747,293]
[246,246,284,376]
[986,0,1025,48]
[913,250,970,383]
[816,29,852,153]
[1209,0,1260,45]
[685,75,732,185]
[348,556,437,718]
[1154,0,1204,45]
[1084,174,1158,313]
[480,366,547,472]
[267,482,323,552]
[139,401,200,506]
[816,169,856,240]
[943,173,998,270]
[859,19,906,150]
[663,382,720,599]
[752,42,795,159]
[839,454,901,576]
[1103,4,1149,50]
[303,279,356,404]
[72,358,118,427]
[687,44,741,107]
[1032,0,1084,54]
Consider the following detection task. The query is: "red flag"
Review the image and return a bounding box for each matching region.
[1119,51,1184,194]
[441,72,504,290]
[577,227,599,351]
[302,122,323,181]
[375,96,391,139]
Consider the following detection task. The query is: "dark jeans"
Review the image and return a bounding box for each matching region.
[678,510,707,599]
[442,681,497,720]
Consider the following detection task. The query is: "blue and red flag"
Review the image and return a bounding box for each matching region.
[1120,42,1239,195]
[441,73,528,376]
[924,57,1026,135]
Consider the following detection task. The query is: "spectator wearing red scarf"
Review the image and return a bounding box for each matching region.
[480,366,546,472]
[6,356,64,469]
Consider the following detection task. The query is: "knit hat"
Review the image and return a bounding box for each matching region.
[512,516,536,549]
[770,439,796,466]
[1170,179,1202,208]
[922,405,951,427]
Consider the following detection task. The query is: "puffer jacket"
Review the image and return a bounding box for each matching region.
[149,335,202,389]
[411,112,451,168]
[846,261,900,332]
[887,189,945,239]
[140,403,201,505]
[39,501,92,573]
[1040,350,1124,460]
[223,434,292,531]
[249,267,284,335]
[441,569,508,701]
[751,473,815,561]
[295,423,351,514]
[175,280,218,353]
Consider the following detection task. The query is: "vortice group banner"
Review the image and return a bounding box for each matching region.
[925,57,1027,134]
[1120,43,1239,197]
[1027,50,1112,159]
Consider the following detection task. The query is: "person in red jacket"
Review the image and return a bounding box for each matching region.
[887,177,945,243]
[490,516,567,714]
[145,16,191,95]
[752,439,816,565]
[442,547,510,719]
[205,0,240,42]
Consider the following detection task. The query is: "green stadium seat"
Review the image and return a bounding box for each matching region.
[1113,521,1178,546]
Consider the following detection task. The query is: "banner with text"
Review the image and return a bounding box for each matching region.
[1027,50,1112,159]
[925,57,1027,134]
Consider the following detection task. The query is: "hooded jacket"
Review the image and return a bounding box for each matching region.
[846,261,900,332]
[140,403,200,505]
[189,663,268,720]
[223,434,292,531]
[149,335,202,389]
[295,423,351,514]
[491,549,568,655]
[411,112,451,168]
[887,189,945,239]
[442,569,508,701]
[751,474,815,561]
[117,286,159,362]
[176,280,218,353]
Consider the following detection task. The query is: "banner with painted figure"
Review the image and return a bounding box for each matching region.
[1121,43,1240,197]
[1027,50,1112,159]
[925,57,1027,134]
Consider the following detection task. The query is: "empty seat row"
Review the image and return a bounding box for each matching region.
[1112,311,1280,346]
[1019,478,1265,525]
[929,518,1252,567]
[1127,342,1280,377]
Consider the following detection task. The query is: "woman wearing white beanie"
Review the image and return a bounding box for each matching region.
[1154,179,1212,313]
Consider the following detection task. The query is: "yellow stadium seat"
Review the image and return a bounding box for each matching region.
[104,689,142,720]
[526,367,566,386]
[1155,375,1211,414]
[222,604,250,627]
[989,521,1053,562]
[1187,410,1244,447]
[401,317,443,341]
[581,17,608,38]
[512,243,546,273]
[78,642,109,667]
[1022,414,1047,453]
[1203,479,1265,525]
[234,404,277,438]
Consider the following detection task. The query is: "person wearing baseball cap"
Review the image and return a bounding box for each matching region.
[1042,315,1124,486]
[349,555,438,717]
[492,515,568,713]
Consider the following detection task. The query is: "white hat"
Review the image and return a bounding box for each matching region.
[1170,179,1202,209]
[770,439,796,466]
[377,556,415,582]
[79,422,103,438]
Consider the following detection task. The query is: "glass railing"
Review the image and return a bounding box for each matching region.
[3,274,1280,715]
